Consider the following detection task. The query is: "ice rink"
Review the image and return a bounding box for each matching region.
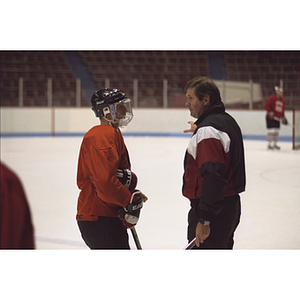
[2,134,300,300]
[1,134,300,250]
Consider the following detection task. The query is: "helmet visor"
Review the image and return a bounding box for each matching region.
[104,98,133,127]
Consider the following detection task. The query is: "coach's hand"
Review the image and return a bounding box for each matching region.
[183,121,196,134]
[195,222,210,247]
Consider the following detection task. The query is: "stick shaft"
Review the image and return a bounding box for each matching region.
[184,238,196,250]
[130,227,142,250]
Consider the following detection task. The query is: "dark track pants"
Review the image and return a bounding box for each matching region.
[187,194,241,249]
[77,216,130,249]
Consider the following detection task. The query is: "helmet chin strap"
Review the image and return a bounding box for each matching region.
[100,117,119,129]
[110,122,119,129]
[101,108,120,128]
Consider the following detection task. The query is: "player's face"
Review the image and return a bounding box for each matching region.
[276,90,283,99]
[113,98,133,127]
[185,87,209,119]
[115,102,128,119]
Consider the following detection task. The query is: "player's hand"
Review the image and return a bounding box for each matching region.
[141,192,148,203]
[195,222,210,247]
[183,121,196,133]
[118,190,143,229]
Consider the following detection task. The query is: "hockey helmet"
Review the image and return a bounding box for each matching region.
[91,88,133,127]
[274,86,283,94]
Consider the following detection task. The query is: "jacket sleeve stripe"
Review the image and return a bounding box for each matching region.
[187,126,231,160]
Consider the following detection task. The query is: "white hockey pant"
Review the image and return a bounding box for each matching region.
[267,128,279,144]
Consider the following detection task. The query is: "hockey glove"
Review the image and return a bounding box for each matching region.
[116,168,137,192]
[118,190,143,229]
[282,116,288,125]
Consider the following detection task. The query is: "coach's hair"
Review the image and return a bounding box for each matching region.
[184,76,222,105]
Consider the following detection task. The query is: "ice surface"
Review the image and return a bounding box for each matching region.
[1,136,300,250]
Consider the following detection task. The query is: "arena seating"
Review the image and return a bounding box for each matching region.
[0,51,86,106]
[1,50,299,108]
[225,51,300,108]
[78,51,209,107]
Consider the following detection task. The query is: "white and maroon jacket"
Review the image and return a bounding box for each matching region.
[182,102,246,221]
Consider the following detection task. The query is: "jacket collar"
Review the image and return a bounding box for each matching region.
[195,101,225,126]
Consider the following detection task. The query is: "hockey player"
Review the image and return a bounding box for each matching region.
[0,162,35,249]
[182,77,246,249]
[264,86,288,150]
[76,88,147,249]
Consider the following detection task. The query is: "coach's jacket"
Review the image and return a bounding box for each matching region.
[182,101,246,222]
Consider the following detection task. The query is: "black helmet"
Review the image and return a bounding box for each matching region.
[91,88,126,117]
[91,88,133,127]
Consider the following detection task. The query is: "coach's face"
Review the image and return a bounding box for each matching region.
[185,87,210,119]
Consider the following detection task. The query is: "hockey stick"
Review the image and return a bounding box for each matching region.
[184,238,196,250]
[130,227,142,250]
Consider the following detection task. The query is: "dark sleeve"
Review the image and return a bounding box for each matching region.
[194,133,229,221]
[197,162,228,220]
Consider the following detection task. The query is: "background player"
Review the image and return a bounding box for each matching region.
[264,86,288,150]
[0,162,35,249]
[76,88,147,249]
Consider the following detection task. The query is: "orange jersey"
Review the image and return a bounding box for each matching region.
[76,125,132,220]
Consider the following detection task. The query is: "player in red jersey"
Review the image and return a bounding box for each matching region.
[264,86,288,150]
[76,88,147,249]
[0,162,35,249]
